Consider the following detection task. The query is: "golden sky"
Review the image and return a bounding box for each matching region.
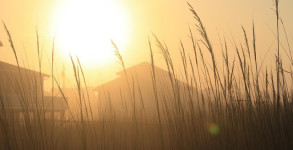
[0,0,292,89]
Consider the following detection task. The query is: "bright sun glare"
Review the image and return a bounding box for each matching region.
[52,0,130,66]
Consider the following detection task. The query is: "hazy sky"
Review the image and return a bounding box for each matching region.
[0,0,292,89]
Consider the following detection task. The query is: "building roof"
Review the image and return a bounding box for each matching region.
[0,61,50,77]
[115,62,167,76]
[96,62,190,90]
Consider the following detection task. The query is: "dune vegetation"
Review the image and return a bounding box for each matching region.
[0,1,292,150]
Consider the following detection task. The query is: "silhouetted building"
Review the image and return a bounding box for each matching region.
[0,61,67,120]
[95,62,195,122]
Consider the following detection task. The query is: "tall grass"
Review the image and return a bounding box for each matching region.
[0,1,292,150]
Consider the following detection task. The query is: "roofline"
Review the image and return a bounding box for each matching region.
[115,61,167,76]
[0,61,50,77]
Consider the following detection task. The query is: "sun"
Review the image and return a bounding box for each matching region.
[51,0,130,67]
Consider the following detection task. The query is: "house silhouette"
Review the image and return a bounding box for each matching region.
[0,61,67,120]
[95,62,195,122]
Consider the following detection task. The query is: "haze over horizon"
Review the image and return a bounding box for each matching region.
[0,0,292,89]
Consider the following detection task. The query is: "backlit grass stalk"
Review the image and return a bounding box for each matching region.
[149,38,165,149]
